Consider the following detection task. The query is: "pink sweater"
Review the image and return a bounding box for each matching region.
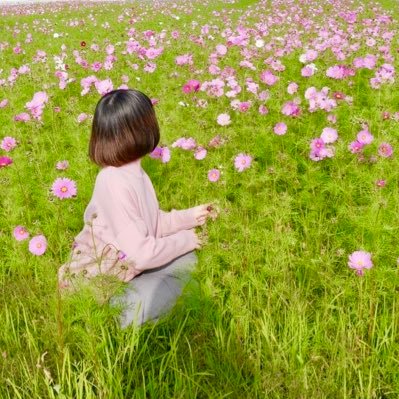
[58,159,198,288]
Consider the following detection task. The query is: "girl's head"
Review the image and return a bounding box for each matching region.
[89,89,160,167]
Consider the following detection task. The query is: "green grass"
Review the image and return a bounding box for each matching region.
[1,0,399,397]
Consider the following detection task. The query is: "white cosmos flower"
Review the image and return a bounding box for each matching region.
[299,53,307,63]
[255,39,265,48]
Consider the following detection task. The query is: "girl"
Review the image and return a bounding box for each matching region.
[58,89,212,328]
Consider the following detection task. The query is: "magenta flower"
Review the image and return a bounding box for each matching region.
[0,99,8,108]
[182,79,201,94]
[378,142,393,158]
[320,128,338,144]
[56,160,69,170]
[217,113,231,126]
[357,130,373,145]
[51,178,77,199]
[376,179,386,187]
[310,138,325,152]
[208,169,220,182]
[348,141,365,154]
[1,136,17,152]
[0,156,12,167]
[273,122,287,136]
[149,147,162,160]
[13,225,29,241]
[29,235,47,256]
[234,153,252,172]
[348,251,373,276]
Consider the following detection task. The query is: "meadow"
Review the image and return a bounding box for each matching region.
[1,0,399,397]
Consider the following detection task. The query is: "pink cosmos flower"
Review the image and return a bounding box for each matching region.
[13,225,29,241]
[217,113,231,126]
[194,147,207,160]
[357,130,373,145]
[182,79,201,94]
[239,102,251,112]
[281,101,300,117]
[0,156,12,167]
[258,91,269,101]
[95,79,113,96]
[376,179,386,187]
[56,160,69,170]
[77,113,89,123]
[208,169,220,182]
[91,62,102,72]
[175,54,193,66]
[260,70,279,86]
[301,65,315,77]
[327,114,337,124]
[273,122,287,136]
[161,147,171,163]
[320,128,338,144]
[378,142,393,158]
[1,136,17,152]
[348,251,373,276]
[348,141,365,154]
[150,146,170,163]
[145,47,163,59]
[310,138,325,152]
[14,112,31,122]
[149,146,162,159]
[216,44,227,56]
[234,153,252,172]
[208,135,225,148]
[25,91,48,120]
[287,82,298,94]
[380,112,390,122]
[258,105,268,115]
[51,178,77,199]
[143,62,156,73]
[29,235,47,256]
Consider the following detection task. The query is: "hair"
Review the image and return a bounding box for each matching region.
[89,89,160,167]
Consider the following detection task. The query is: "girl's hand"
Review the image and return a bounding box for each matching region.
[192,204,212,226]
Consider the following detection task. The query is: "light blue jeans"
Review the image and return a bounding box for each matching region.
[109,251,198,328]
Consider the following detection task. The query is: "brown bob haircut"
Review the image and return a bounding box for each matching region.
[89,89,160,167]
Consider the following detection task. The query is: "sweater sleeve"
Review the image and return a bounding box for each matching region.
[158,208,198,237]
[96,170,198,272]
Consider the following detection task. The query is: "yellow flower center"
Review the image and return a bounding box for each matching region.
[36,243,42,248]
[61,186,68,192]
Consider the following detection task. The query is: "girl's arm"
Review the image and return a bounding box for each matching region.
[158,205,210,237]
[97,170,199,272]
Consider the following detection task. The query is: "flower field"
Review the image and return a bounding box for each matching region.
[1,0,399,397]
